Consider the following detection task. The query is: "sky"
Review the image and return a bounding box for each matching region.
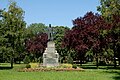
[0,0,100,27]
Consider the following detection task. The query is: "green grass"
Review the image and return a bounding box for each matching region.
[0,63,120,80]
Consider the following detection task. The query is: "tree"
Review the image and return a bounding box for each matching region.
[97,0,120,21]
[23,55,30,64]
[25,23,48,62]
[52,26,70,63]
[25,23,47,39]
[0,1,26,67]
[98,0,120,67]
[62,12,112,67]
[0,9,5,62]
[25,33,48,62]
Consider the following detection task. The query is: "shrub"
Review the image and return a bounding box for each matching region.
[38,57,42,63]
[67,56,73,64]
[60,64,72,68]
[29,63,38,68]
[23,55,30,64]
[26,64,31,69]
[72,64,77,69]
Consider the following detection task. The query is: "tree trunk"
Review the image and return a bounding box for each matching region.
[11,36,15,68]
[96,57,99,69]
[96,53,99,69]
[114,56,116,68]
[113,42,116,68]
[80,60,82,66]
[19,60,21,64]
[10,57,13,68]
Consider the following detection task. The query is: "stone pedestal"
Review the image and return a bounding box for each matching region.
[43,41,59,67]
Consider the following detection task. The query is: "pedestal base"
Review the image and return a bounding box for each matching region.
[43,41,59,67]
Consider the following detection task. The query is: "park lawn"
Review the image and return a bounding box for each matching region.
[0,64,120,80]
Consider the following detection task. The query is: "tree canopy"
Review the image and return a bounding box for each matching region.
[0,2,26,67]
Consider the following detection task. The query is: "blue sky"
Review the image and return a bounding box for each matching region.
[0,0,100,27]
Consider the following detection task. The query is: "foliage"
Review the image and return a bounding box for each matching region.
[98,0,120,67]
[25,64,31,69]
[53,26,70,51]
[67,54,73,64]
[97,0,120,21]
[98,61,106,66]
[62,12,112,67]
[29,63,38,68]
[72,64,77,69]
[25,23,47,39]
[52,26,70,63]
[53,26,70,44]
[23,55,30,64]
[60,64,73,68]
[0,1,26,67]
[25,23,70,63]
[25,33,48,61]
[24,23,47,62]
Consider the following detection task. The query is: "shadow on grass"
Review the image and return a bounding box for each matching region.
[79,63,120,70]
[0,66,13,70]
[80,66,98,69]
[81,66,120,70]
[104,70,120,80]
[114,76,120,80]
[78,64,120,80]
[79,64,120,80]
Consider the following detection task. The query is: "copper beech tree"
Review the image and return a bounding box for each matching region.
[62,12,113,67]
[25,33,48,61]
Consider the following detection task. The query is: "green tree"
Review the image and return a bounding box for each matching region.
[98,0,120,67]
[0,9,5,62]
[52,26,70,63]
[25,23,47,39]
[97,0,120,21]
[23,55,30,64]
[25,23,47,62]
[53,26,70,49]
[0,1,26,67]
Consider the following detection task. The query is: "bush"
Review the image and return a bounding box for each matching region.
[67,56,73,64]
[60,64,72,68]
[72,64,77,69]
[23,55,30,64]
[38,57,43,63]
[29,63,38,68]
[26,64,31,69]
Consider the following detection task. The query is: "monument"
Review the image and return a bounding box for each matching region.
[43,24,59,67]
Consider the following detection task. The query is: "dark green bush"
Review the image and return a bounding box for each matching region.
[72,64,77,69]
[26,64,31,69]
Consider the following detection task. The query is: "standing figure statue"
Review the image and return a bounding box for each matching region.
[43,24,59,67]
[47,24,53,41]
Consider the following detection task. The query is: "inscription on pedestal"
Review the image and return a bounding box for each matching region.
[46,58,56,64]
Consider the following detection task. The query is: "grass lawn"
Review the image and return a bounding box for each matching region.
[0,63,120,80]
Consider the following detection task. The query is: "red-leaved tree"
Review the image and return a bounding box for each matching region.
[25,33,48,61]
[62,12,112,67]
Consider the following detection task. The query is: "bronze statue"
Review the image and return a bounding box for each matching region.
[47,24,53,41]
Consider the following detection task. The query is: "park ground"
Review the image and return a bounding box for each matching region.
[0,63,120,80]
